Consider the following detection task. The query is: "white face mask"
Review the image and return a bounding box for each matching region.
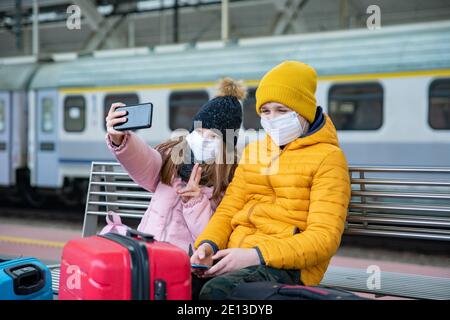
[185,130,221,162]
[260,112,309,146]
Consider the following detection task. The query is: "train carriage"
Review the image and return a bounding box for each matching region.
[0,58,37,188]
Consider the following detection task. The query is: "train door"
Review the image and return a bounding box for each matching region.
[36,90,59,187]
[0,91,11,186]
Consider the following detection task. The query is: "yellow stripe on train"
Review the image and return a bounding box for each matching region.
[58,68,450,94]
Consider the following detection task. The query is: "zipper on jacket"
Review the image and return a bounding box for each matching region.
[237,149,286,248]
[266,149,302,238]
[236,202,258,248]
[267,150,303,237]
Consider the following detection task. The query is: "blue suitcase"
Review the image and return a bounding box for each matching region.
[0,257,53,300]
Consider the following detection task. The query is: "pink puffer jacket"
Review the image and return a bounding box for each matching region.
[105,132,220,253]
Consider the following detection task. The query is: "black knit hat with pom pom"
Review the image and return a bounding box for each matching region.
[190,77,247,145]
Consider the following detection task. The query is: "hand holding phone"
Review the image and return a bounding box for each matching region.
[190,243,214,277]
[106,102,128,146]
[113,102,153,131]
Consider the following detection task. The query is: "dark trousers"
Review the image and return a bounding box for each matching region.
[192,265,301,300]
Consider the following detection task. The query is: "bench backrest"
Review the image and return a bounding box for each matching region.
[82,162,450,241]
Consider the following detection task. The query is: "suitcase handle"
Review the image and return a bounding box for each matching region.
[5,264,46,295]
[126,229,155,242]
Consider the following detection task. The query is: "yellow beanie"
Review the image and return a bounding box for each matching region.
[255,61,317,123]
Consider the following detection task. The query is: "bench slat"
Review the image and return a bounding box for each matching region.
[91,171,129,176]
[86,210,145,219]
[321,266,450,300]
[345,226,450,241]
[90,181,141,188]
[89,162,122,166]
[350,202,450,213]
[351,178,450,187]
[349,167,450,173]
[89,191,152,199]
[88,200,149,209]
[351,190,450,200]
[347,213,450,228]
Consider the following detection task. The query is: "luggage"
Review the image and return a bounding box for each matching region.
[229,281,368,300]
[58,229,191,300]
[0,257,53,300]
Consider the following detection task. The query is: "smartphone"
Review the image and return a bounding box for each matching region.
[191,264,210,270]
[113,102,153,131]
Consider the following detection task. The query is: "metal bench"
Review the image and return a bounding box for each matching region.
[51,162,450,299]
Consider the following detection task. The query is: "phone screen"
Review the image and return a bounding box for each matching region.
[191,264,210,270]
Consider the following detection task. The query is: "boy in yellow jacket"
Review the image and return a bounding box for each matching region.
[191,61,351,300]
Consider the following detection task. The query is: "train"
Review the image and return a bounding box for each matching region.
[0,20,449,207]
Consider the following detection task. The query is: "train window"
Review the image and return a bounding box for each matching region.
[328,83,383,130]
[64,96,86,132]
[169,91,209,130]
[243,88,261,130]
[0,99,4,132]
[429,79,450,130]
[41,97,54,133]
[103,93,139,130]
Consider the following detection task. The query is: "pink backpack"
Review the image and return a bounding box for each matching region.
[99,211,129,236]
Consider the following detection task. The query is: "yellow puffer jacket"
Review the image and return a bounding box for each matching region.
[195,112,351,286]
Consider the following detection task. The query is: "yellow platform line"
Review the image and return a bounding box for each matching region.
[0,235,66,248]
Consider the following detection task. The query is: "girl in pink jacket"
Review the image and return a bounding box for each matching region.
[104,78,247,254]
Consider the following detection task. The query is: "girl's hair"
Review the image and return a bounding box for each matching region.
[155,136,237,202]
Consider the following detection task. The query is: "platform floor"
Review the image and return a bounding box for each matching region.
[1,216,449,300]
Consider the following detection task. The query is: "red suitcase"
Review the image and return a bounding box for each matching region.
[58,229,191,300]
